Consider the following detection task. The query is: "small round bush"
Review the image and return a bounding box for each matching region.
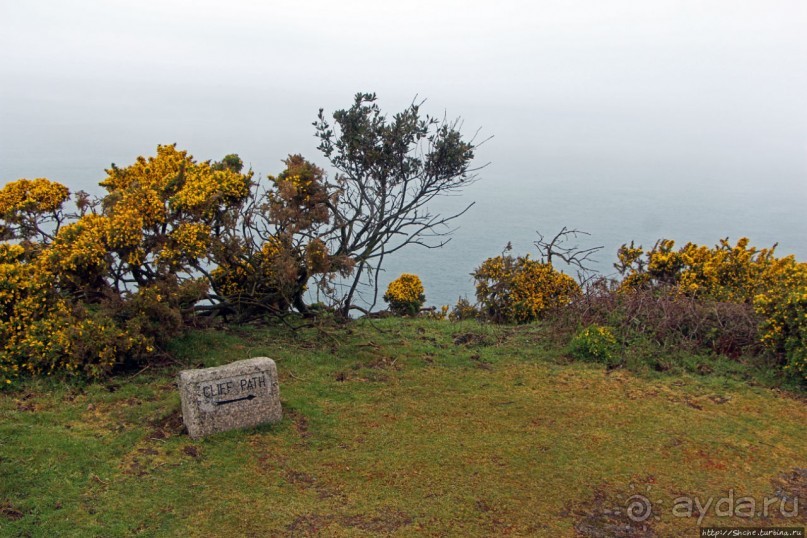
[383,273,426,316]
[569,325,620,366]
[450,297,479,321]
[473,254,580,324]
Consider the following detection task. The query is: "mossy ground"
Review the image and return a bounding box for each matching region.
[1,319,805,537]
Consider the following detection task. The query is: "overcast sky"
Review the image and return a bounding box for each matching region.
[2,0,805,303]
[2,0,805,190]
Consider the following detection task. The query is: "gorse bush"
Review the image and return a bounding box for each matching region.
[751,257,807,381]
[0,147,333,382]
[473,252,580,324]
[0,147,245,383]
[569,325,620,366]
[449,297,479,321]
[755,287,807,381]
[615,237,802,302]
[1,93,483,383]
[207,154,353,318]
[615,237,807,382]
[0,144,443,383]
[383,273,426,316]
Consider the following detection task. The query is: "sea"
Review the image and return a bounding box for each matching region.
[2,99,805,311]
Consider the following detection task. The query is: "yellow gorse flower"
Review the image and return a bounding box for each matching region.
[617,237,807,381]
[474,255,580,324]
[0,178,70,217]
[0,145,252,384]
[384,273,426,316]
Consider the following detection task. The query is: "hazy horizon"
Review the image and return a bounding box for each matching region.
[2,0,805,305]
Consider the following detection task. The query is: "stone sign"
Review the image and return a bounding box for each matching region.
[178,357,282,439]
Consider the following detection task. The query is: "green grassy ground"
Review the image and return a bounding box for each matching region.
[1,319,805,537]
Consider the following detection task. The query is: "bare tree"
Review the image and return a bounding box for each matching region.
[314,92,488,317]
[534,227,603,284]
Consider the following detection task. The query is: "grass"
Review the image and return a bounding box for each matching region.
[1,318,805,537]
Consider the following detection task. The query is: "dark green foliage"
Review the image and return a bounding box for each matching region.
[314,92,481,316]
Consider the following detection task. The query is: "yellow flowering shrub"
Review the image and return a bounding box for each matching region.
[473,254,580,324]
[616,237,793,301]
[0,145,250,384]
[0,248,210,385]
[109,278,208,350]
[209,155,352,319]
[753,263,807,382]
[99,144,252,273]
[0,252,144,383]
[569,325,620,366]
[170,165,252,219]
[43,214,110,295]
[269,155,330,224]
[0,178,70,218]
[616,237,807,382]
[100,145,249,218]
[0,243,25,263]
[7,307,148,379]
[211,235,301,314]
[0,178,71,248]
[159,222,212,268]
[305,238,330,273]
[384,273,426,316]
[210,263,250,299]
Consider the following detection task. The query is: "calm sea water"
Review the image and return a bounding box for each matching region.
[1,100,805,311]
[2,1,806,312]
[381,175,807,309]
[2,150,804,311]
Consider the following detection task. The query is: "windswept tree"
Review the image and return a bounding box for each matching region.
[0,92,487,381]
[314,92,485,316]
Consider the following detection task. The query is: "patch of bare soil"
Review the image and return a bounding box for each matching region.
[14,392,38,412]
[148,410,184,440]
[770,468,807,521]
[571,489,657,538]
[284,408,311,441]
[0,500,24,521]
[453,332,491,347]
[284,469,342,500]
[120,410,185,476]
[286,508,412,537]
[182,445,201,459]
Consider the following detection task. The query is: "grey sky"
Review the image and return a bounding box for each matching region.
[2,0,805,188]
[2,0,806,305]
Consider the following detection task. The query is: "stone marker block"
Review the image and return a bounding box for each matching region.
[178,357,282,439]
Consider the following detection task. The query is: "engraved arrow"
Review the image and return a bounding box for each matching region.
[215,394,256,406]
